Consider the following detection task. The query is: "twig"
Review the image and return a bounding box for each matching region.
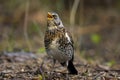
[0,70,33,75]
[95,69,120,73]
[23,0,32,51]
[73,24,116,36]
[16,71,33,74]
[70,0,80,26]
[79,0,84,26]
[39,61,45,80]
[93,72,104,80]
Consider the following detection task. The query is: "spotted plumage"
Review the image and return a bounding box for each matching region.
[44,12,78,74]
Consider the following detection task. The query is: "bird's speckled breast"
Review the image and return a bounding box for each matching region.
[44,28,71,63]
[49,35,70,63]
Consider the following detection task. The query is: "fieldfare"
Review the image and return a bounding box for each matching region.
[44,12,78,74]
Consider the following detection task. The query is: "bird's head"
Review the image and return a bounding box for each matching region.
[47,12,64,29]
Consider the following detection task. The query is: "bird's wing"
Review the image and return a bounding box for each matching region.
[65,30,74,44]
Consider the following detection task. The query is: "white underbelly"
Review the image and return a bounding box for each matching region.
[48,48,70,63]
[47,37,71,63]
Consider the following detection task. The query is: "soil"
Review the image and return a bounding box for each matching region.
[0,52,120,80]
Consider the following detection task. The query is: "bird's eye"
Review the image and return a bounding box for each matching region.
[52,15,57,19]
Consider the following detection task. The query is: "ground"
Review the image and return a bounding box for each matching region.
[0,51,120,80]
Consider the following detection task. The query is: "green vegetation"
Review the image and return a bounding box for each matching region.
[91,33,101,45]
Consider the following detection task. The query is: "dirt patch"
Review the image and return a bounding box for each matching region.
[0,52,120,80]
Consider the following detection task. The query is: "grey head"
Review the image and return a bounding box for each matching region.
[47,12,64,28]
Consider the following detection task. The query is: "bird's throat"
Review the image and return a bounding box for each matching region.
[48,26,57,30]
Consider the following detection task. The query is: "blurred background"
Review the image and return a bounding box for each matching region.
[0,0,120,67]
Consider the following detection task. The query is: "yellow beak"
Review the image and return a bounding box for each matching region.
[47,12,53,20]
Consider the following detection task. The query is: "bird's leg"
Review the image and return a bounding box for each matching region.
[53,59,56,66]
[66,61,70,80]
[52,59,56,71]
[48,59,56,79]
[49,59,56,79]
[50,59,56,73]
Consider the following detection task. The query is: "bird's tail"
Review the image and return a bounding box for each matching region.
[67,60,78,75]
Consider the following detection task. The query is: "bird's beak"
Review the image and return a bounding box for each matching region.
[47,12,53,20]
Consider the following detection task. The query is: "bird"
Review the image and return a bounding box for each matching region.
[44,12,78,75]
